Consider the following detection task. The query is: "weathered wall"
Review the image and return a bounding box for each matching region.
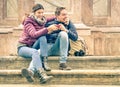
[0,26,120,56]
[0,0,120,56]
[109,0,120,25]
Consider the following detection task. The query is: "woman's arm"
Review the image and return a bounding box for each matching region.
[24,22,48,38]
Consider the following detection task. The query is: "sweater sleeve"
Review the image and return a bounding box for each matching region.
[24,22,48,38]
[67,21,78,41]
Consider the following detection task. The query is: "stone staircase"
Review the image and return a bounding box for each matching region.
[0,56,120,85]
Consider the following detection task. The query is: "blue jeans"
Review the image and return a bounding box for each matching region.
[18,36,47,73]
[47,31,69,63]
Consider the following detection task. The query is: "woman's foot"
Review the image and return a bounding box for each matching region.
[21,68,34,83]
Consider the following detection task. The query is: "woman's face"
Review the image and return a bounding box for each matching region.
[34,9,44,19]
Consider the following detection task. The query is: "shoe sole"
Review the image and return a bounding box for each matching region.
[44,68,51,71]
[40,76,53,84]
[21,69,34,83]
[59,67,71,70]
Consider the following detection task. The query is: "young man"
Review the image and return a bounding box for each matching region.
[45,7,78,70]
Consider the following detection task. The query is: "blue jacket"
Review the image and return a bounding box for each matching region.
[45,19,78,43]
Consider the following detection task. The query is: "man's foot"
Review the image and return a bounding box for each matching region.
[59,63,71,70]
[21,68,34,83]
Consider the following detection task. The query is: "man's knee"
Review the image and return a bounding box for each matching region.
[38,36,47,41]
[59,31,68,39]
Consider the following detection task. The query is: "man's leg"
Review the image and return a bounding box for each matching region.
[48,31,71,70]
[32,36,48,56]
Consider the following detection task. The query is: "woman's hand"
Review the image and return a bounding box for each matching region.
[47,24,59,34]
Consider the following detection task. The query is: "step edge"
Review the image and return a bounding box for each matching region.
[0,70,120,76]
[0,84,119,87]
[1,56,120,61]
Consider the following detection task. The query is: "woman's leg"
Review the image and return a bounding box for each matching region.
[32,36,51,71]
[18,46,53,83]
[18,46,42,72]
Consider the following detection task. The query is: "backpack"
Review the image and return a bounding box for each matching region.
[69,37,88,56]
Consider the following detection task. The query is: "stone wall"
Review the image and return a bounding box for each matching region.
[0,25,120,56]
[0,0,120,56]
[91,27,120,55]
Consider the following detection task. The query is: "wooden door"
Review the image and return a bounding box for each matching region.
[0,0,18,26]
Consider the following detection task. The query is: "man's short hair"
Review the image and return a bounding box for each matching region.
[55,7,66,16]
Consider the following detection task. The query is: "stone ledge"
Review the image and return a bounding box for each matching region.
[0,26,13,34]
[8,23,91,36]
[0,84,119,87]
[91,26,120,33]
[50,70,120,76]
[0,29,13,34]
[1,69,120,77]
[1,56,120,70]
[0,56,120,61]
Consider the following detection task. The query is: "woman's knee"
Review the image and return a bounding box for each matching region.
[32,49,39,55]
[19,48,39,58]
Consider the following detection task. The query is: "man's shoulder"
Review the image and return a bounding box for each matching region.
[45,19,57,27]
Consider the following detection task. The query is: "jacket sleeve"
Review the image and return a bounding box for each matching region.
[24,22,48,38]
[46,17,55,22]
[67,21,78,41]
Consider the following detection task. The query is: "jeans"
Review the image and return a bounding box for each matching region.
[47,31,69,63]
[32,36,48,57]
[18,36,47,73]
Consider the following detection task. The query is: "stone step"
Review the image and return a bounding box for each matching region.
[0,56,120,70]
[0,84,119,87]
[0,84,120,87]
[0,69,120,85]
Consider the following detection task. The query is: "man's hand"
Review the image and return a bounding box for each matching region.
[64,18,69,25]
[59,24,68,33]
[47,24,59,34]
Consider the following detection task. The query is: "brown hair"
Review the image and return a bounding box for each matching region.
[32,3,44,12]
[55,7,66,16]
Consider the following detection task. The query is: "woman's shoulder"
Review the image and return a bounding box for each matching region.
[25,17,34,22]
[23,17,35,25]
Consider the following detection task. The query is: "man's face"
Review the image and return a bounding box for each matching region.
[57,9,69,23]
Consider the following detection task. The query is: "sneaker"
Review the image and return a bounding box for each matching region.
[21,68,34,83]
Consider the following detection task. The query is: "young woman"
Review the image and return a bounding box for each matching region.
[17,3,58,84]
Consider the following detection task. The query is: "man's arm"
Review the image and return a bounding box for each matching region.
[67,21,78,41]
